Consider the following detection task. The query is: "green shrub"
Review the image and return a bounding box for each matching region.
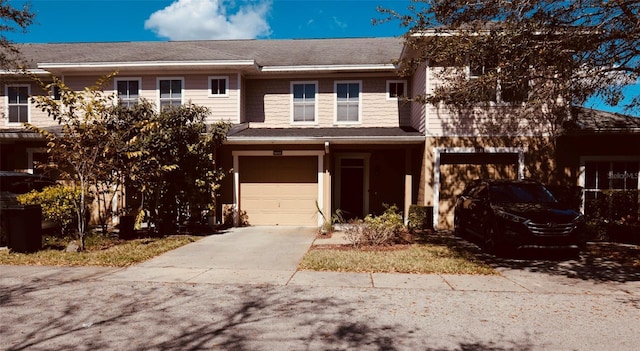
[585,190,639,242]
[408,205,432,231]
[222,206,249,228]
[17,185,81,236]
[585,190,638,222]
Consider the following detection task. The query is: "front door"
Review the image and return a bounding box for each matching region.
[337,157,368,220]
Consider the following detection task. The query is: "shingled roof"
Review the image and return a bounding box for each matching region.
[227,125,424,144]
[568,107,640,134]
[16,37,404,69]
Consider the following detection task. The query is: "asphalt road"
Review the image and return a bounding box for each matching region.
[2,227,639,350]
[2,274,639,351]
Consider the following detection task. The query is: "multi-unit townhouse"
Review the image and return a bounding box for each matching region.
[1,37,639,229]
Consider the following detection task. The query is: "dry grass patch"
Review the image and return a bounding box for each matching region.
[0,233,200,267]
[299,243,497,275]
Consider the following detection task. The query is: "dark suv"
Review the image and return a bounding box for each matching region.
[453,179,586,254]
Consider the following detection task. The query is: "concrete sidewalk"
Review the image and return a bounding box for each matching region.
[2,264,638,296]
[1,227,638,296]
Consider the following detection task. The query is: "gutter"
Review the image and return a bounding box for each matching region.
[260,64,397,72]
[225,135,425,145]
[0,69,50,75]
[38,60,259,71]
[0,131,46,140]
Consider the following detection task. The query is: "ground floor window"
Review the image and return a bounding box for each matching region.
[583,160,639,220]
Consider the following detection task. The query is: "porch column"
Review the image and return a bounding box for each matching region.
[232,154,240,227]
[323,152,332,226]
[404,148,413,225]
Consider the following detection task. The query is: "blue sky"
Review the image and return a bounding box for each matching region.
[6,0,638,115]
[8,0,410,42]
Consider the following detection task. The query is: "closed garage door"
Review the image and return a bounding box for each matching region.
[438,153,519,229]
[240,156,318,226]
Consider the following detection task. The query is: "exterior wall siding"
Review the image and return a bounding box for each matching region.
[424,66,554,137]
[7,73,411,130]
[410,63,427,133]
[6,73,242,129]
[244,77,410,128]
[2,80,57,128]
[0,74,241,129]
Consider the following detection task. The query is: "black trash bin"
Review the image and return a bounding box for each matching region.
[1,204,42,253]
[119,215,135,239]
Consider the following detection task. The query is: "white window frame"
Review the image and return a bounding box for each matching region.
[386,80,407,101]
[50,84,61,101]
[208,76,229,97]
[334,80,362,124]
[5,84,30,125]
[466,60,497,104]
[115,77,142,107]
[157,77,184,109]
[290,81,318,125]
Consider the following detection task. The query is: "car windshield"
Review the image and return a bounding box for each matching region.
[489,183,557,204]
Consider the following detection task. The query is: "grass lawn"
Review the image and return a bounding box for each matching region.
[0,232,200,267]
[299,231,498,275]
[300,230,640,276]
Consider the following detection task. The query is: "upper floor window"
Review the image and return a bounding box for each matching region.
[291,81,317,123]
[116,78,141,107]
[158,78,183,108]
[468,57,528,103]
[387,80,406,100]
[6,85,30,124]
[500,79,529,103]
[209,77,228,97]
[50,84,61,101]
[335,81,361,123]
[469,58,498,102]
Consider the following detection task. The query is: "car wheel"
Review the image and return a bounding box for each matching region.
[484,223,504,255]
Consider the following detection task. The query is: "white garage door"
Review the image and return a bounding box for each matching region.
[240,156,318,226]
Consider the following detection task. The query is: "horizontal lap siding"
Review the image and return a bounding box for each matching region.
[182,74,239,123]
[1,81,55,127]
[59,74,240,123]
[411,63,427,133]
[245,77,408,128]
[425,66,553,137]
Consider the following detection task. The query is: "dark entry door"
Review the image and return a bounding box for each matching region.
[339,158,365,219]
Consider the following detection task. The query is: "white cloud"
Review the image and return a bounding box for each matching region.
[145,0,272,40]
[332,16,347,29]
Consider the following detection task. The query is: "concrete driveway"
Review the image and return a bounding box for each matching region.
[103,226,317,285]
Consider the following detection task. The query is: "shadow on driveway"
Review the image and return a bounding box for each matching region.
[423,231,640,283]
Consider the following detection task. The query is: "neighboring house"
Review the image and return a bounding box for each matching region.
[1,38,638,229]
[559,107,640,216]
